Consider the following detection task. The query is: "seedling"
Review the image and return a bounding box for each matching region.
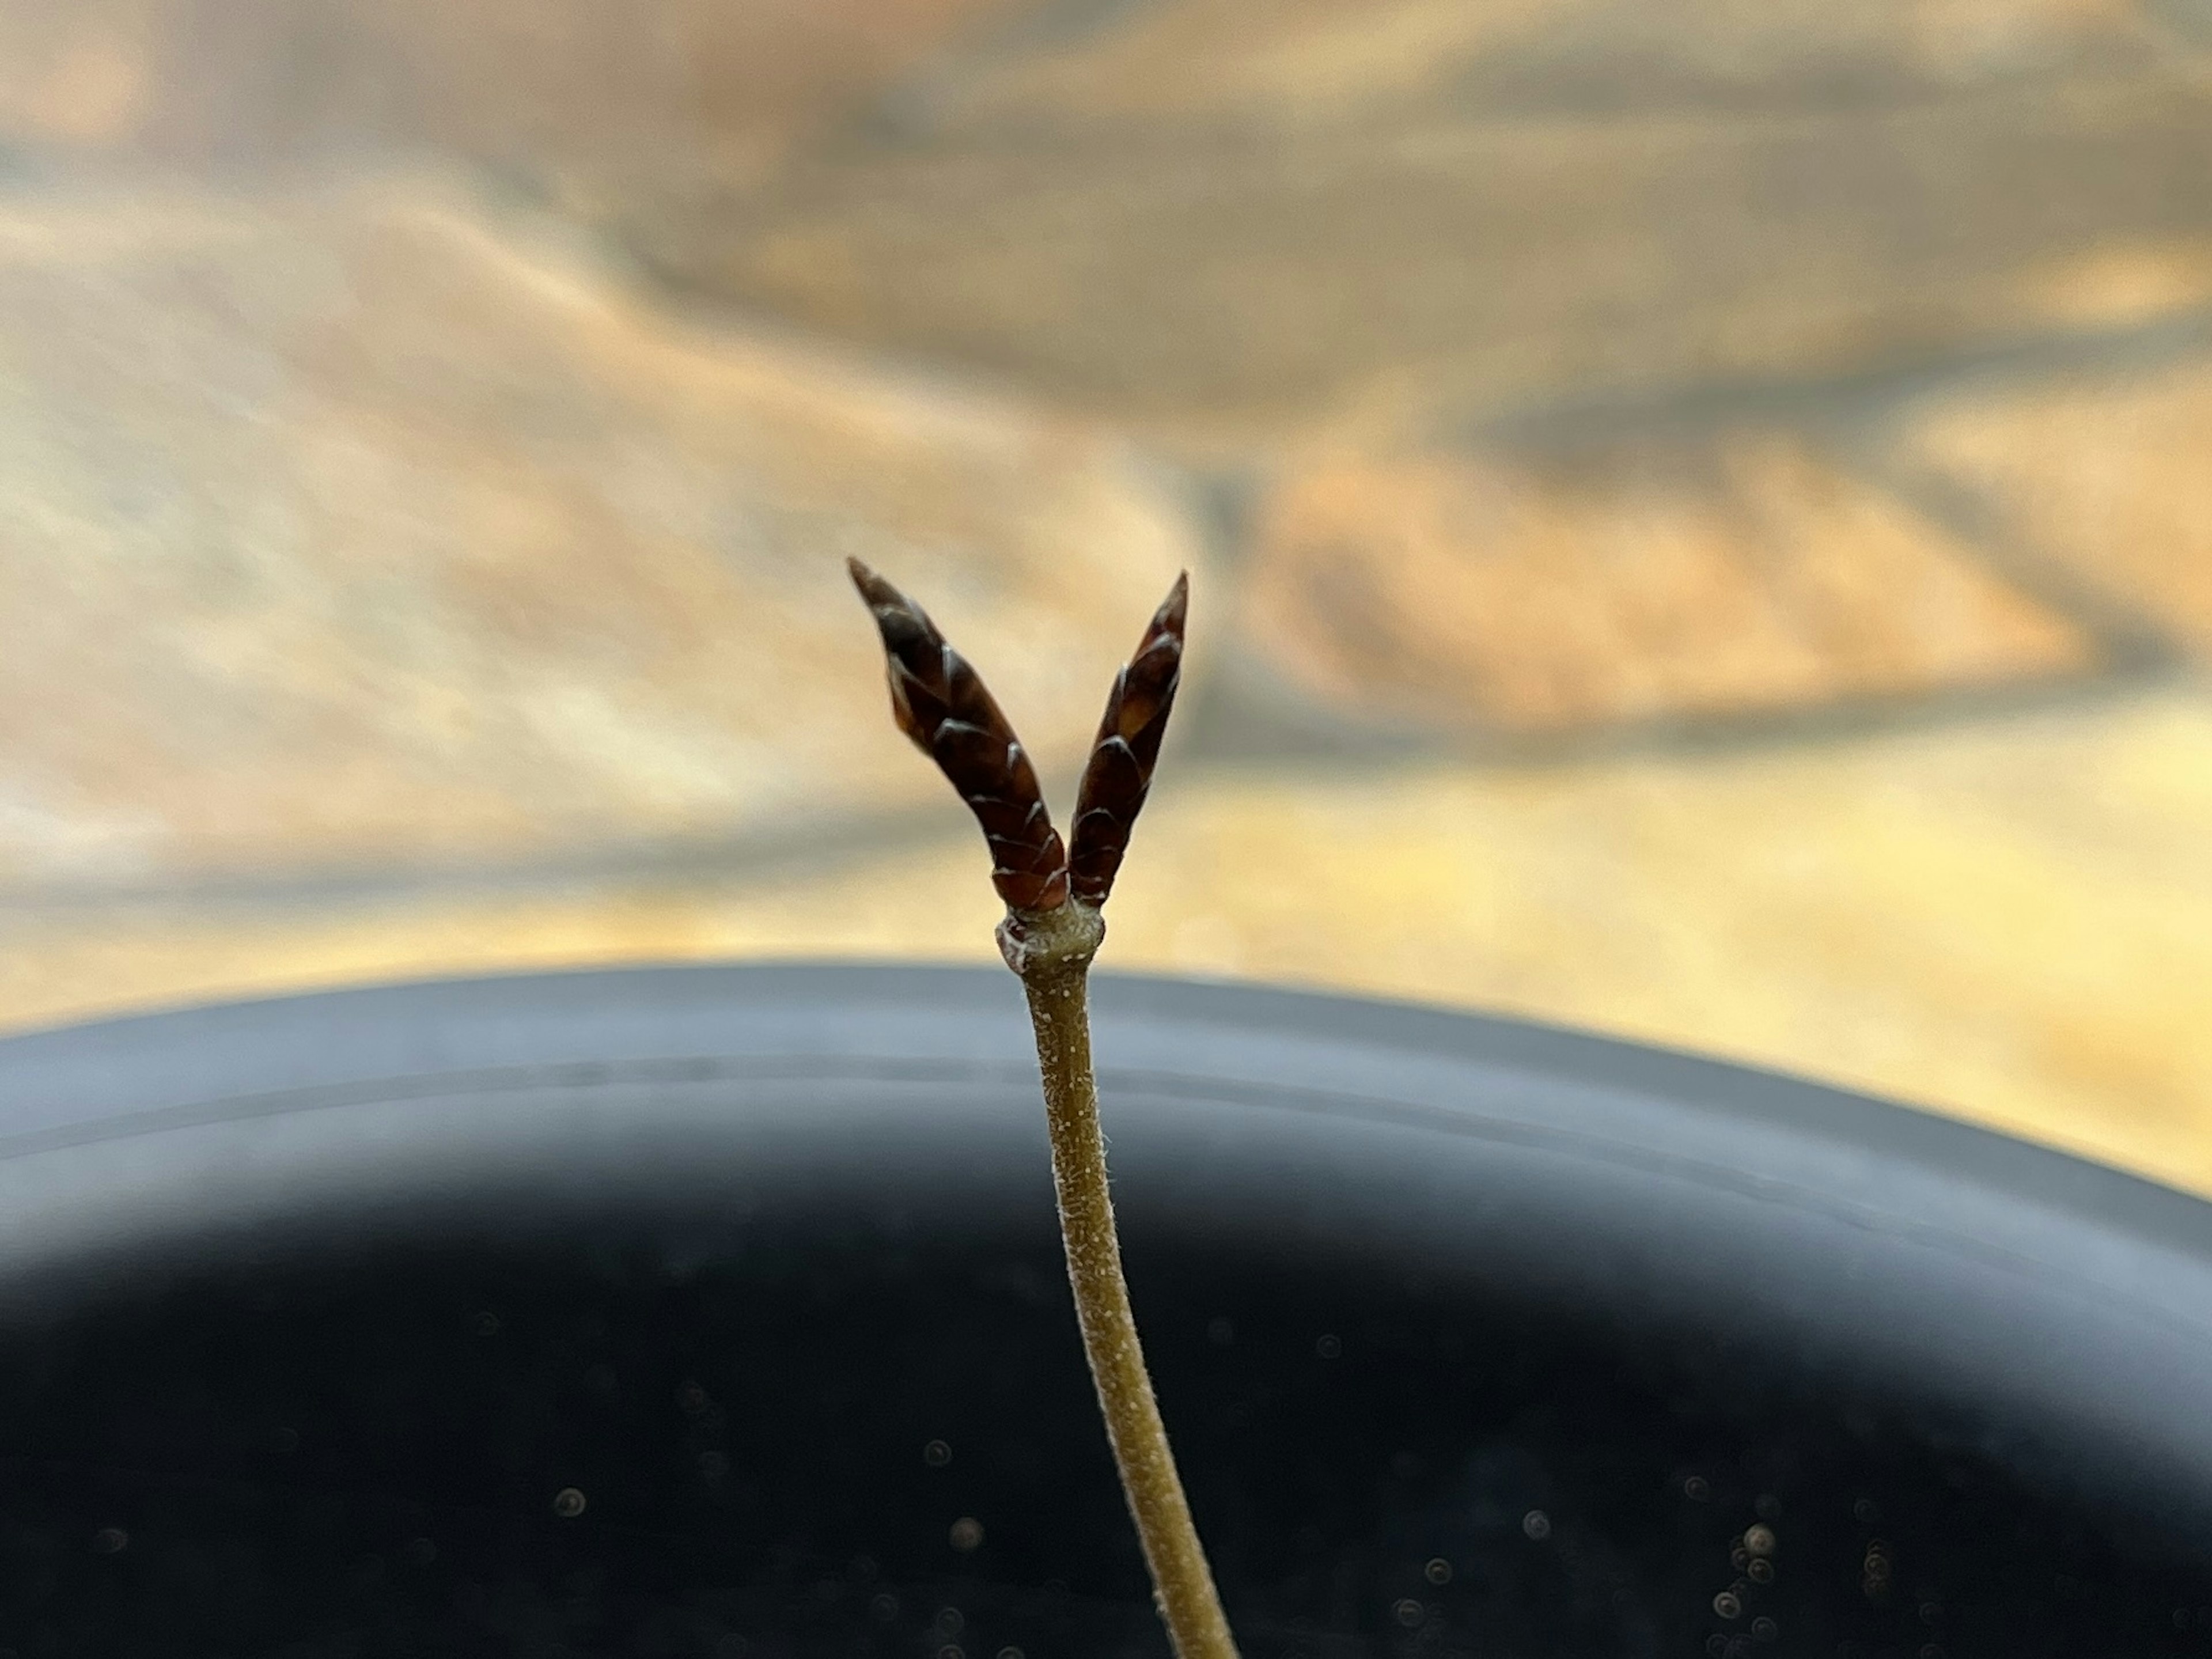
[849,560,1237,1659]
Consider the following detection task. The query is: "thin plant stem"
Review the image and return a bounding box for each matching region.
[849,559,1233,1656]
[1014,912,1238,1659]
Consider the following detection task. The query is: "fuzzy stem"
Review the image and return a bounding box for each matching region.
[1005,903,1238,1659]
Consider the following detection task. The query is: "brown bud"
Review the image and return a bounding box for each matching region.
[848,558,1070,911]
[1067,573,1187,908]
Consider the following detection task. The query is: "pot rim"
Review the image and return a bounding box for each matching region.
[1,963,2207,1527]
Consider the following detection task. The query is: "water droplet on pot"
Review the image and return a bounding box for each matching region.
[1747,1558,1774,1584]
[949,1517,984,1552]
[937,1646,964,1659]
[935,1607,964,1634]
[677,1381,709,1416]
[1751,1616,1778,1642]
[552,1486,587,1518]
[1393,1599,1425,1628]
[924,1439,952,1467]
[472,1311,500,1337]
[1744,1524,1776,1558]
[91,1527,128,1555]
[1684,1475,1711,1501]
[1919,1647,1946,1659]
[1713,1591,1742,1620]
[870,1594,898,1622]
[1854,1497,1880,1524]
[1522,1509,1551,1541]
[996,1649,1024,1659]
[1316,1334,1342,1359]
[715,1638,748,1659]
[1425,1557,1453,1584]
[1755,1493,1782,1521]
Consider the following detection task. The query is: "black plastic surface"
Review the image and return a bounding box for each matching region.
[0,965,2206,1653]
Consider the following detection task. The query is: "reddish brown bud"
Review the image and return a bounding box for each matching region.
[849,558,1070,911]
[1068,572,1187,908]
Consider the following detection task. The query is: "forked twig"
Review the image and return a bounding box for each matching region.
[849,559,1234,1659]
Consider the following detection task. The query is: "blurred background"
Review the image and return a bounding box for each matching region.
[1,0,2210,1188]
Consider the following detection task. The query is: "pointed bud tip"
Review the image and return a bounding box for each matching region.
[1154,570,1190,634]
[848,560,934,647]
[847,556,889,605]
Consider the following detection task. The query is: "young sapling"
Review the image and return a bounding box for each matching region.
[849,560,1237,1659]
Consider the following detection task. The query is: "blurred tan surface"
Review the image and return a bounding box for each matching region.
[3,0,2211,1195]
[1239,435,2092,732]
[0,179,1195,887]
[639,24,2212,433]
[1898,352,2212,658]
[0,0,1018,180]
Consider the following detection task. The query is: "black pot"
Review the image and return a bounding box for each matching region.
[1,964,2207,1656]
